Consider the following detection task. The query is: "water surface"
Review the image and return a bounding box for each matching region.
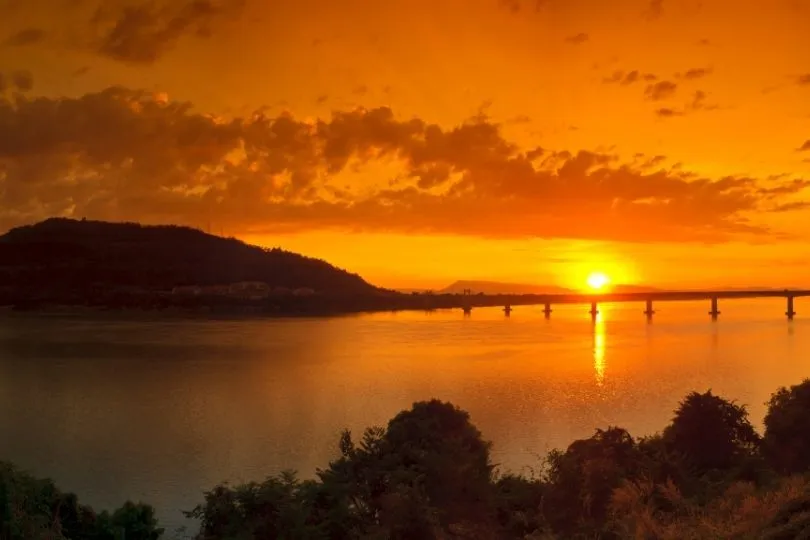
[1,299,808,533]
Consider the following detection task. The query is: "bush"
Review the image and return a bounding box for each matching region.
[764,379,810,474]
[663,390,760,473]
[0,462,163,540]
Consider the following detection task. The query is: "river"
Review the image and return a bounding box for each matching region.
[1,299,808,535]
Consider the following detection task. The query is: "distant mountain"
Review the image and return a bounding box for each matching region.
[440,281,576,295]
[439,280,661,295]
[0,218,379,295]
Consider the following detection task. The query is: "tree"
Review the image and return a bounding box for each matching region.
[764,379,810,473]
[543,427,639,536]
[382,400,495,525]
[663,390,760,473]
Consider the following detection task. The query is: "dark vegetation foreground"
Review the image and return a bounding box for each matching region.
[5,379,810,539]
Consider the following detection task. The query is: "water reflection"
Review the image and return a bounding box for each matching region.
[2,303,810,532]
[593,315,606,385]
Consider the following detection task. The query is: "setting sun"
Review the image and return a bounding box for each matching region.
[586,272,611,291]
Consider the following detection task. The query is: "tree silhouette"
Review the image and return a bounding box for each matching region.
[764,378,810,474]
[663,390,760,473]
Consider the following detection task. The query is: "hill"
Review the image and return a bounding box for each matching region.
[0,218,379,296]
[440,280,575,295]
[440,280,661,295]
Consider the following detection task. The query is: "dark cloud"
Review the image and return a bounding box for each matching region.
[10,70,33,91]
[505,114,532,125]
[498,0,549,12]
[655,108,683,118]
[498,0,521,12]
[681,67,713,80]
[771,202,810,212]
[603,70,658,85]
[655,91,719,118]
[798,74,810,85]
[645,80,678,100]
[4,28,46,46]
[690,90,718,111]
[757,179,810,197]
[565,33,589,45]
[0,73,5,93]
[798,141,810,152]
[352,85,369,96]
[646,0,664,19]
[0,87,805,243]
[91,0,245,64]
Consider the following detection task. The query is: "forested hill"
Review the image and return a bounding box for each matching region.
[0,218,378,295]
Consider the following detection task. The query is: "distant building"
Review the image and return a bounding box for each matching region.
[228,281,271,300]
[172,285,202,296]
[292,287,315,297]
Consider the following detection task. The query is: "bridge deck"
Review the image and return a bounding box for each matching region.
[457,289,810,308]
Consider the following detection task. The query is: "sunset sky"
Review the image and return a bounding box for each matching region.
[1,0,809,289]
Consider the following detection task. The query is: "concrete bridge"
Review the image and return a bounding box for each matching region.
[455,289,810,320]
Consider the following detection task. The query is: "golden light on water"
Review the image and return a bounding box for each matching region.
[593,316,606,386]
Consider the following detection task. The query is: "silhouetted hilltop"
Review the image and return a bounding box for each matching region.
[0,218,378,295]
[440,280,575,295]
[440,280,661,295]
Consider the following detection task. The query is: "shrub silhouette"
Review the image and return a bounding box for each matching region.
[764,378,810,474]
[663,390,760,473]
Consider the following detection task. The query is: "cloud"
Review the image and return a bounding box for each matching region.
[4,28,46,47]
[645,0,664,19]
[798,141,810,152]
[680,67,713,80]
[498,0,522,13]
[90,0,246,64]
[603,70,658,85]
[655,108,683,118]
[0,87,806,243]
[498,0,550,12]
[655,91,719,118]
[771,202,810,212]
[565,33,589,45]
[0,0,246,64]
[690,90,719,111]
[9,70,33,91]
[645,80,678,100]
[798,74,810,85]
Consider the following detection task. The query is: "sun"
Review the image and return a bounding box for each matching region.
[586,272,610,291]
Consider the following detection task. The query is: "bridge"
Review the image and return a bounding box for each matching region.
[454,289,810,320]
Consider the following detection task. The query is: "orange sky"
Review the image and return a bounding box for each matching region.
[1,0,809,289]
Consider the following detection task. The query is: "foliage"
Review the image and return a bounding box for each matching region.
[764,378,810,474]
[0,462,164,540]
[542,427,640,536]
[610,475,810,539]
[663,390,760,473]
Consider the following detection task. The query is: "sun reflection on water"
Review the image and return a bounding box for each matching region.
[593,315,606,385]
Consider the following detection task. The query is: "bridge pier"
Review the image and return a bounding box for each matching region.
[644,299,655,321]
[462,305,472,316]
[787,296,796,320]
[504,305,512,317]
[543,303,552,319]
[709,297,720,320]
[589,301,599,320]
